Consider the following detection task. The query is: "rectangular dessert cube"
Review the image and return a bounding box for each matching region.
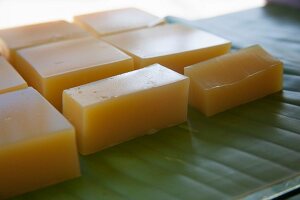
[74,8,161,37]
[184,45,283,116]
[0,20,88,63]
[63,64,189,155]
[0,87,80,199]
[102,24,231,73]
[14,37,133,110]
[0,56,27,94]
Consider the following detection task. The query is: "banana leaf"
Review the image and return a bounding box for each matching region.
[13,4,300,200]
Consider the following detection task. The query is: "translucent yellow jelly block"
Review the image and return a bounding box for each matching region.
[184,45,283,116]
[74,8,161,37]
[63,64,189,155]
[14,37,133,110]
[0,87,80,199]
[0,56,27,94]
[102,24,231,74]
[0,20,88,63]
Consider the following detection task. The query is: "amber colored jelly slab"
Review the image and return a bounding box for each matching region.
[103,24,231,73]
[0,56,27,94]
[63,64,189,155]
[0,20,88,63]
[0,87,80,199]
[184,45,283,116]
[14,37,133,110]
[74,8,161,37]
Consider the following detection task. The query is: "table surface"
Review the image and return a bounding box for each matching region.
[12,4,300,200]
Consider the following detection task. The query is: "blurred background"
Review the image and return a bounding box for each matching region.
[0,0,265,29]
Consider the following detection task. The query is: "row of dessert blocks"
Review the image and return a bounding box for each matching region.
[0,8,283,199]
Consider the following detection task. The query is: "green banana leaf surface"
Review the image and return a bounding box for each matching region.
[13,4,300,200]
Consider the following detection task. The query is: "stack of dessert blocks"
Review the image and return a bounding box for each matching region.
[0,8,283,199]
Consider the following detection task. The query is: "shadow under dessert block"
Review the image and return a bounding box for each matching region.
[102,24,231,73]
[0,20,88,64]
[0,87,80,199]
[14,37,133,110]
[63,64,189,155]
[0,56,27,94]
[74,7,162,37]
[184,45,283,116]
